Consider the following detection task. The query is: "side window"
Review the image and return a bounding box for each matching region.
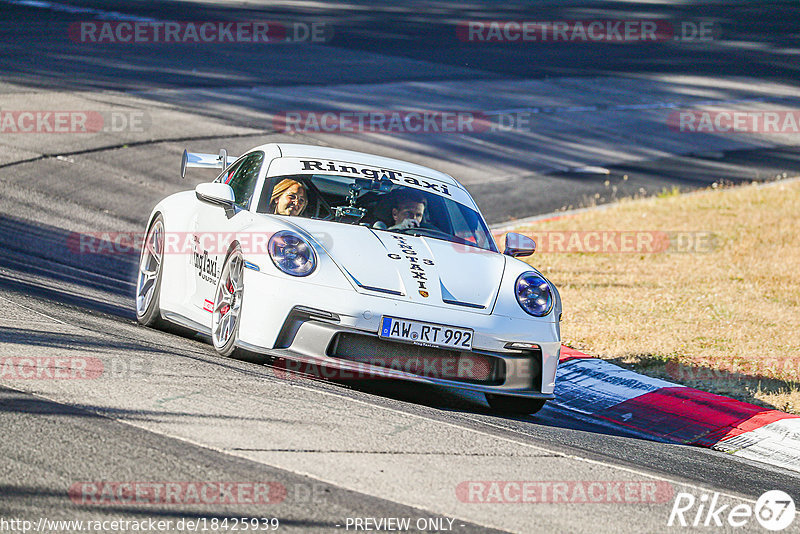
[217,160,242,185]
[225,152,264,208]
[444,201,496,251]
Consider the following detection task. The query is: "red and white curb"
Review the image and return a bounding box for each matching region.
[555,347,800,473]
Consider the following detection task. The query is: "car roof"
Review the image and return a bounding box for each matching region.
[250,142,462,188]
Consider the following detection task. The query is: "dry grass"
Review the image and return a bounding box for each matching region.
[515,179,800,413]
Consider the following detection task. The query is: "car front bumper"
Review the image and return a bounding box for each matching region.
[237,269,560,397]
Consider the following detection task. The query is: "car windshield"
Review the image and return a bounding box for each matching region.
[262,173,497,252]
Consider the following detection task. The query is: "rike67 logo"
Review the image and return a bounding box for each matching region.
[668,490,796,531]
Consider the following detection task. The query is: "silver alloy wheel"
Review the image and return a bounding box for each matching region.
[212,248,243,350]
[136,218,164,318]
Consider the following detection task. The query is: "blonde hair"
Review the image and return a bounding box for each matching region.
[270,179,307,214]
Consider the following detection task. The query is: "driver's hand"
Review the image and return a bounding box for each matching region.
[390,218,419,230]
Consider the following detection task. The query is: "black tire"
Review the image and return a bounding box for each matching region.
[136,214,168,328]
[485,394,547,415]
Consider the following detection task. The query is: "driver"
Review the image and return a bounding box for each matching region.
[375,190,426,230]
[270,179,308,217]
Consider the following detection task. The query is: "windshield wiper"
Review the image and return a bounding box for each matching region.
[395,226,486,250]
[396,226,452,239]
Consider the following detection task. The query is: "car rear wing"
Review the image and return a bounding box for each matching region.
[181,149,239,178]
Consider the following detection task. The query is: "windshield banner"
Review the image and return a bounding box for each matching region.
[266,157,474,206]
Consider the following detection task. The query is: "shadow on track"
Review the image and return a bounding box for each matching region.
[0,214,137,318]
[258,358,667,442]
[5,1,800,90]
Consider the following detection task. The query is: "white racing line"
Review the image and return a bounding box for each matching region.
[0,0,159,21]
[485,96,770,118]
[0,294,69,325]
[284,380,759,505]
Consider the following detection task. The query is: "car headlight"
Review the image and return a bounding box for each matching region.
[515,272,553,317]
[268,231,316,276]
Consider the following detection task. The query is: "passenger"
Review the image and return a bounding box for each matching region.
[374,189,426,230]
[270,179,308,216]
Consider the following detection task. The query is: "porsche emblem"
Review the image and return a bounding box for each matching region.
[419,290,429,297]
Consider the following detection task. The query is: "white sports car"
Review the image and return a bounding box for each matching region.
[136,143,561,414]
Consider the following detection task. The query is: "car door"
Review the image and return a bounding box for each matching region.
[189,152,265,314]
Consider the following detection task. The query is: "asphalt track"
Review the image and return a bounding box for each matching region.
[2,1,800,533]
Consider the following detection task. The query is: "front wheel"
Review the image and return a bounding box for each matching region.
[485,394,547,415]
[212,244,245,358]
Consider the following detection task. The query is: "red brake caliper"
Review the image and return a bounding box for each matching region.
[219,277,234,316]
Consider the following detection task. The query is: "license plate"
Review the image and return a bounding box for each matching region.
[379,316,473,350]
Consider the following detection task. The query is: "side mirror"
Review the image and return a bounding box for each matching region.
[195,182,235,209]
[504,232,536,257]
